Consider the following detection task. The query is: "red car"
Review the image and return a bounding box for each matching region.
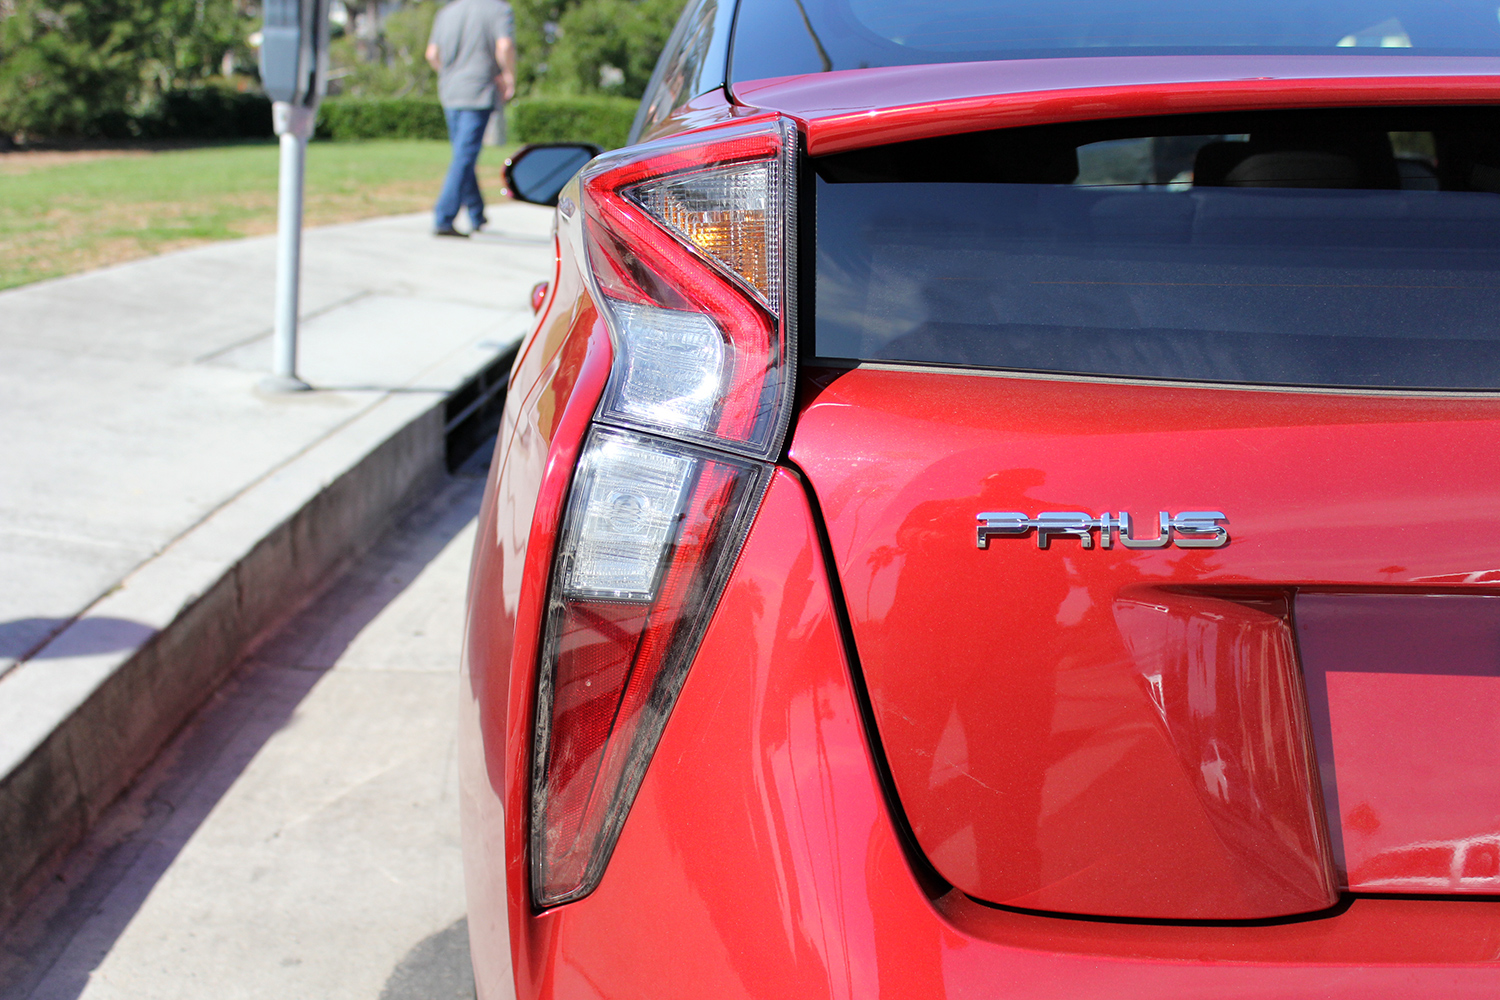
[463,1,1500,995]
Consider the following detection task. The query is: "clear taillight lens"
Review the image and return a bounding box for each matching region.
[531,117,799,907]
[602,301,726,438]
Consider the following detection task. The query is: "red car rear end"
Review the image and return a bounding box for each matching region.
[463,1,1500,994]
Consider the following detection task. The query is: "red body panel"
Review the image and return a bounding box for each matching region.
[1112,590,1333,912]
[1331,671,1500,889]
[789,367,1500,919]
[731,55,1500,153]
[637,87,744,144]
[484,469,1500,998]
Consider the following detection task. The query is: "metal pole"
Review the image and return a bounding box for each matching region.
[264,101,315,392]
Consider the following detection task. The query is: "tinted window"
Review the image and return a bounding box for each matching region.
[814,109,1500,390]
[734,0,1500,81]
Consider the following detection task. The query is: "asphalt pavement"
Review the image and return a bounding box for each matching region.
[1,466,491,999]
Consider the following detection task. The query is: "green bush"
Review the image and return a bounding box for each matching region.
[314,95,638,147]
[0,73,270,142]
[316,98,448,141]
[509,95,639,150]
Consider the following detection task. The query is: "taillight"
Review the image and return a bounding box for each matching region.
[531,117,799,906]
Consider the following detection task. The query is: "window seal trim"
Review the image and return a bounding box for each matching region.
[809,357,1500,399]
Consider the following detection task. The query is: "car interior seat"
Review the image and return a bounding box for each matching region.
[1193,130,1400,189]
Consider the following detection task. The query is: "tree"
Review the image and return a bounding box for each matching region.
[545,0,681,98]
[147,0,252,89]
[327,0,439,98]
[0,0,255,140]
[508,0,566,95]
[321,0,683,102]
[510,0,684,98]
[0,0,155,137]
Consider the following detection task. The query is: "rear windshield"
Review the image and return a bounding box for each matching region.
[813,108,1500,390]
[733,0,1500,81]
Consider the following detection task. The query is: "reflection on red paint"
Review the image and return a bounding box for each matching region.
[1112,589,1335,915]
[1328,671,1500,893]
[1345,802,1381,836]
[1464,842,1500,879]
[1353,834,1500,890]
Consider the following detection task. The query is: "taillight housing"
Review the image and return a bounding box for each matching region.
[531,117,799,906]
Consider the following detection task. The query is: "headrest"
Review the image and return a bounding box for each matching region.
[1224,151,1363,188]
[1192,140,1251,187]
[1193,130,1399,189]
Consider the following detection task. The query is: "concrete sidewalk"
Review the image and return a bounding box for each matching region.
[0,206,553,924]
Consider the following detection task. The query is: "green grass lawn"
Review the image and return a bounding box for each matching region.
[0,139,517,290]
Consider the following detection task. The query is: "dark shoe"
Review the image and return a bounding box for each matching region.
[434,226,469,238]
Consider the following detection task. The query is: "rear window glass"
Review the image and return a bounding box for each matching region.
[813,108,1500,390]
[733,0,1500,81]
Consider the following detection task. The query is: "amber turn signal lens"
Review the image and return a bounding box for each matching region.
[630,161,778,309]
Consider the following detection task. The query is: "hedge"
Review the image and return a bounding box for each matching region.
[312,94,639,147]
[143,86,274,139]
[75,85,272,141]
[508,96,639,149]
[6,91,638,146]
[316,97,448,141]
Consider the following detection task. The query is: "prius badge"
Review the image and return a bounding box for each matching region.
[976,511,1229,550]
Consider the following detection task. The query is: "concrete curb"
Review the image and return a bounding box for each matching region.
[0,365,502,926]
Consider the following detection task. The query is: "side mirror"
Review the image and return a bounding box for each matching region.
[504,143,603,207]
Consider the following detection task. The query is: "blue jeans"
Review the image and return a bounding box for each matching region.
[435,107,492,230]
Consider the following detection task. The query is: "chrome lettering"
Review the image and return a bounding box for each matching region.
[1117,511,1171,550]
[1035,512,1096,549]
[976,512,1030,549]
[975,511,1230,550]
[1168,511,1230,548]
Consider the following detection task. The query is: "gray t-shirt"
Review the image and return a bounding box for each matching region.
[428,0,513,110]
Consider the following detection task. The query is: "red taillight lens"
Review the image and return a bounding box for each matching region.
[534,429,766,902]
[531,118,799,907]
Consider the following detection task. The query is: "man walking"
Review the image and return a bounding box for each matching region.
[426,0,516,237]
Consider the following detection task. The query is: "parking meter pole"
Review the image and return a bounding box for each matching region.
[272,125,306,385]
[265,102,316,392]
[257,0,328,390]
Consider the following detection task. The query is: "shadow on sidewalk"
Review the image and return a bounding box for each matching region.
[0,618,157,663]
[0,465,487,1000]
